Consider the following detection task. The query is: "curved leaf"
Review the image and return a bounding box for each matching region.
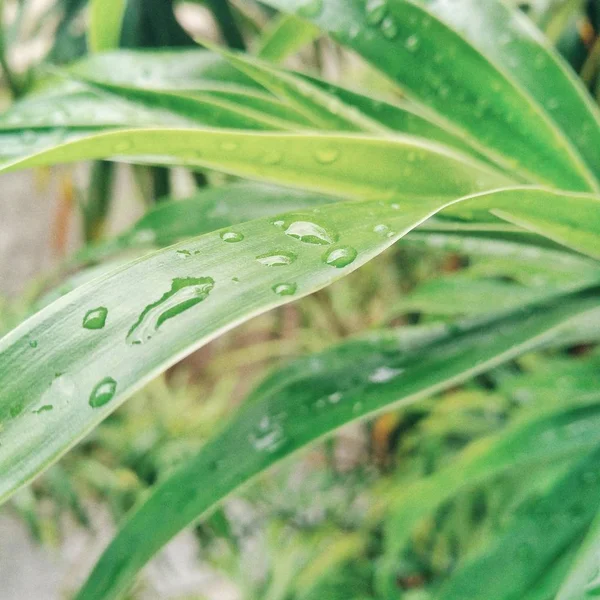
[258,0,599,191]
[418,0,600,181]
[76,290,600,600]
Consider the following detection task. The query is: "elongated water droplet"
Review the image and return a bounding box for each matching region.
[220,231,244,243]
[127,277,214,345]
[297,0,323,17]
[314,147,340,164]
[176,249,192,258]
[89,377,117,408]
[256,250,297,267]
[368,366,404,383]
[33,405,53,414]
[249,417,285,453]
[328,392,342,404]
[83,307,108,330]
[324,246,358,268]
[365,0,387,25]
[272,282,297,296]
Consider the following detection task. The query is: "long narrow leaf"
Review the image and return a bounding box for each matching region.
[77,291,600,600]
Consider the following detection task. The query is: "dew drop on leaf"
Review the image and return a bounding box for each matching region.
[381,16,398,40]
[281,216,339,245]
[29,340,38,348]
[272,282,297,296]
[365,0,387,25]
[368,366,404,383]
[256,250,297,267]
[127,277,214,345]
[262,150,283,165]
[404,34,419,50]
[176,249,192,258]
[220,231,244,243]
[373,224,390,236]
[314,147,340,164]
[32,404,53,414]
[89,377,117,408]
[324,246,358,268]
[248,416,285,453]
[83,307,108,330]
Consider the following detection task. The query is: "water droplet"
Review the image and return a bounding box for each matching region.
[219,141,238,151]
[127,277,215,345]
[324,246,358,268]
[281,216,338,245]
[114,140,133,153]
[328,392,342,404]
[32,404,53,414]
[381,16,398,40]
[365,0,387,25]
[249,416,285,453]
[89,377,117,408]
[176,249,192,258]
[297,0,323,18]
[314,146,340,164]
[29,340,38,348]
[373,224,390,235]
[262,150,282,165]
[272,282,297,296]
[390,203,400,210]
[368,366,404,383]
[220,231,244,243]
[404,34,419,52]
[547,98,560,111]
[83,307,108,330]
[256,250,297,267]
[232,277,240,283]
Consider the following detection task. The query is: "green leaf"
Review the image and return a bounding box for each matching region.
[0,128,511,198]
[0,194,463,506]
[89,0,127,52]
[437,445,600,600]
[258,0,600,191]
[257,14,321,62]
[555,498,600,599]
[417,0,600,183]
[76,290,600,600]
[380,394,600,591]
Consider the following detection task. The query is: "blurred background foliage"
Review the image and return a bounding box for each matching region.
[0,1,599,598]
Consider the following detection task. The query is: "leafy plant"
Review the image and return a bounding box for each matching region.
[1,0,600,599]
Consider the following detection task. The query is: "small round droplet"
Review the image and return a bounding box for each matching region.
[272,282,297,296]
[262,151,283,165]
[89,377,117,408]
[29,340,38,348]
[220,141,238,151]
[297,0,323,18]
[256,250,297,267]
[220,231,244,243]
[324,246,358,268]
[374,224,390,235]
[314,147,340,164]
[381,16,398,39]
[83,307,108,330]
[404,34,419,51]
